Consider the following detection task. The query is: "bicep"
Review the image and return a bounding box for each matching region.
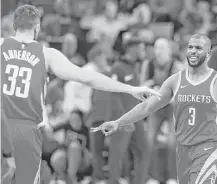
[45,48,87,83]
[145,75,175,113]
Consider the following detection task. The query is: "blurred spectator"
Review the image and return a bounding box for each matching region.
[149,0,183,21]
[48,111,92,184]
[129,3,152,28]
[62,44,110,115]
[81,0,128,47]
[1,13,15,38]
[50,149,67,183]
[141,38,179,184]
[42,0,82,37]
[40,160,53,184]
[127,3,155,44]
[141,38,185,86]
[107,38,149,184]
[62,33,86,67]
[87,71,112,184]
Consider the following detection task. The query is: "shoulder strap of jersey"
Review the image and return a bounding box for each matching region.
[210,70,217,103]
[171,70,182,102]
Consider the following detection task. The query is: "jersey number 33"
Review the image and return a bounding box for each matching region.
[3,64,32,98]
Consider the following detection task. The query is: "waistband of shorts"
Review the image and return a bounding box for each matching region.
[7,118,38,129]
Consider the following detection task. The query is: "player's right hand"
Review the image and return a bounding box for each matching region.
[90,121,119,136]
[130,86,161,101]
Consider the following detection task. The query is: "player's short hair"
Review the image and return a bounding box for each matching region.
[13,4,41,31]
[190,33,211,50]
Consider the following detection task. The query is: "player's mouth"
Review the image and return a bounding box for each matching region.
[188,56,198,62]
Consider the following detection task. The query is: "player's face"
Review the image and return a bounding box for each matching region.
[187,38,209,68]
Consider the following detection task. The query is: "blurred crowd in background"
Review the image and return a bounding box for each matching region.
[2,0,217,184]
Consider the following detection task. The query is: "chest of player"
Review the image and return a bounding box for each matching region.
[173,70,217,125]
[176,84,212,105]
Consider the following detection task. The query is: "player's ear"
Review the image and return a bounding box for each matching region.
[207,49,212,60]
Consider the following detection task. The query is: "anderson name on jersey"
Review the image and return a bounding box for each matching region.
[2,49,40,67]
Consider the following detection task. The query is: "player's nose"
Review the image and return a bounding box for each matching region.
[190,47,197,54]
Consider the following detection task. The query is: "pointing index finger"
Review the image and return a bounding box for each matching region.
[90,127,101,132]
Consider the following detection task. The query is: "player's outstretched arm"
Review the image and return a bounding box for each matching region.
[91,74,178,135]
[44,47,160,100]
[116,74,175,126]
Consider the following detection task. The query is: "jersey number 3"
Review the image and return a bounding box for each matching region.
[188,107,196,126]
[3,64,32,98]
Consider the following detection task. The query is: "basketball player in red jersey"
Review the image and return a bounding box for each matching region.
[92,33,217,184]
[1,5,160,184]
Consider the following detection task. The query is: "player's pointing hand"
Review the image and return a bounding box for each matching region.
[130,86,161,101]
[90,121,119,136]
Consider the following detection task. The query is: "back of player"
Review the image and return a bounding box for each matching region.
[173,69,217,184]
[1,37,47,184]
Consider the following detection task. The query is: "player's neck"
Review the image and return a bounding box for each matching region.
[14,30,35,42]
[188,64,210,77]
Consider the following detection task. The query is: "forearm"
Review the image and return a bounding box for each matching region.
[85,70,133,93]
[116,101,149,126]
[116,95,169,126]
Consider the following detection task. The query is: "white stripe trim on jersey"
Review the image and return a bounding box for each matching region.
[195,147,217,184]
[171,71,182,103]
[210,73,217,103]
[33,158,41,184]
[186,68,214,86]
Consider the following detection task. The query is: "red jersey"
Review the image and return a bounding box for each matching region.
[173,69,217,146]
[1,38,47,123]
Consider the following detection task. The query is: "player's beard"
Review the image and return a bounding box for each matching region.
[187,54,207,68]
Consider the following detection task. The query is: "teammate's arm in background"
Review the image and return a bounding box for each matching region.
[113,74,178,126]
[43,47,160,99]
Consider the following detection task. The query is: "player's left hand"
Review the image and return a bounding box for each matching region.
[130,86,161,101]
[38,120,53,133]
[5,157,16,179]
[90,121,119,136]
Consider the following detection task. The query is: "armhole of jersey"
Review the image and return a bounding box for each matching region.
[170,71,182,103]
[210,73,217,103]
